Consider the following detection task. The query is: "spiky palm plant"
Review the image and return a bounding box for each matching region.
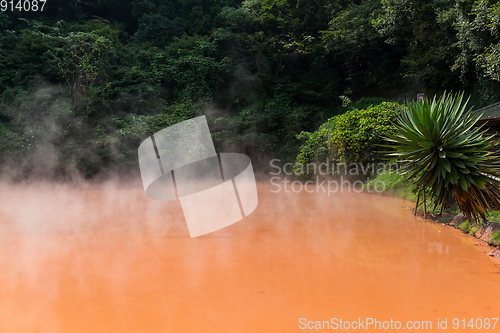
[384,92,500,222]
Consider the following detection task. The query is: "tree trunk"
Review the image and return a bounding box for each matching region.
[423,190,427,219]
[414,189,421,216]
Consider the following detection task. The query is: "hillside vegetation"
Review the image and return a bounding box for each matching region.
[2,0,500,179]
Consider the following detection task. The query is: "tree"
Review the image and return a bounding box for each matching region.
[384,92,500,222]
[322,0,404,94]
[373,0,461,90]
[453,0,500,105]
[132,13,184,46]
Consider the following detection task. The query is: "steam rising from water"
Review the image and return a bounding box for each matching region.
[0,182,499,332]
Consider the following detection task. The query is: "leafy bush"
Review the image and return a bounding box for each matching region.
[485,210,500,223]
[153,52,229,102]
[459,221,472,233]
[491,232,500,246]
[295,101,402,177]
[212,98,321,159]
[294,121,334,175]
[471,226,479,237]
[132,14,184,46]
[327,101,401,162]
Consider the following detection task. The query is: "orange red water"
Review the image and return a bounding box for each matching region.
[0,183,499,332]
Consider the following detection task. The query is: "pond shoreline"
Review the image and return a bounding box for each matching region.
[412,208,500,267]
[365,189,500,266]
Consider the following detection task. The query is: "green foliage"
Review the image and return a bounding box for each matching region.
[5,0,500,179]
[476,43,500,82]
[373,0,460,90]
[57,32,115,114]
[295,101,401,178]
[459,220,473,233]
[112,104,194,140]
[486,210,500,223]
[212,97,321,159]
[152,41,229,102]
[131,0,239,35]
[326,102,401,163]
[470,225,479,236]
[322,0,402,92]
[491,231,500,246]
[365,171,418,201]
[385,92,500,222]
[244,0,333,35]
[133,14,184,46]
[453,0,500,106]
[294,122,333,172]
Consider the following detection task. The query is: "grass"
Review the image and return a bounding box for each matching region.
[485,210,500,223]
[491,232,500,246]
[439,215,454,223]
[365,172,417,201]
[459,221,472,233]
[448,205,462,216]
[366,172,445,215]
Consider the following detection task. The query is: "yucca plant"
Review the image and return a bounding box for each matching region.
[384,92,500,222]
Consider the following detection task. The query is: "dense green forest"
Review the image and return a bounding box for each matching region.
[1,0,500,180]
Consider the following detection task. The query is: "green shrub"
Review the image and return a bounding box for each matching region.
[294,121,334,177]
[439,216,454,223]
[459,221,472,233]
[491,232,500,246]
[295,101,402,178]
[327,101,402,163]
[132,14,184,47]
[485,210,500,223]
